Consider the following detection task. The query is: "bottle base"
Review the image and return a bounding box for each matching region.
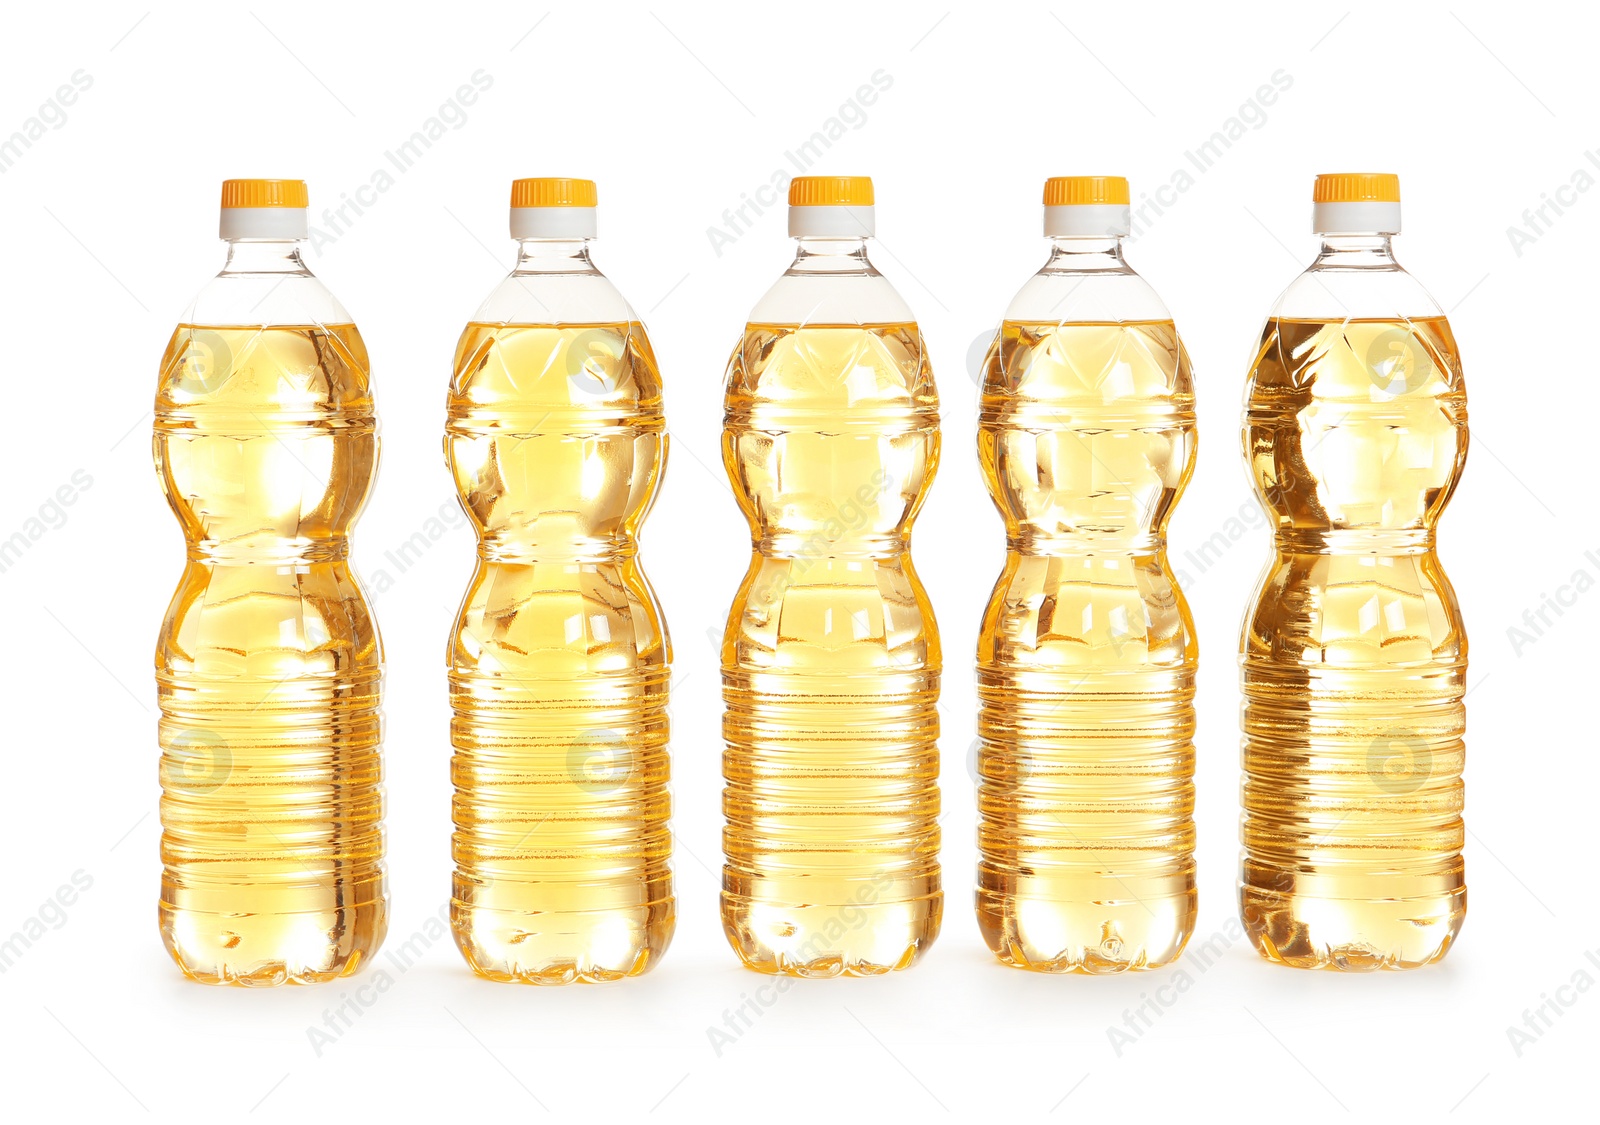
[720,890,942,977]
[450,901,675,985]
[976,888,1196,974]
[1239,883,1465,971]
[160,901,389,986]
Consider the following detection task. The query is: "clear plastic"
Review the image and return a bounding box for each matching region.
[975,235,1198,971]
[720,235,943,975]
[446,236,674,983]
[154,237,387,984]
[1238,230,1468,969]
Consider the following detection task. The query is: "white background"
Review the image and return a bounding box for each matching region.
[0,1,1591,1120]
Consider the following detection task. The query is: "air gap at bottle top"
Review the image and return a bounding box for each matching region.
[1239,173,1468,970]
[720,175,943,976]
[976,176,1199,973]
[155,180,388,985]
[446,178,674,984]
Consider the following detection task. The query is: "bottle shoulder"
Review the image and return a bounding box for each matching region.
[1270,261,1445,322]
[1002,265,1173,326]
[746,267,916,326]
[470,268,637,325]
[183,270,354,329]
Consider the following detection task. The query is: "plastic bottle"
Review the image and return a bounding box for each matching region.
[1239,173,1467,969]
[446,178,674,983]
[975,177,1199,972]
[720,175,942,975]
[155,179,387,984]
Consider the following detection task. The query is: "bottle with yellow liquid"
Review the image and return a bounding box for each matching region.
[975,177,1198,972]
[1240,173,1467,969]
[720,176,941,976]
[155,180,386,984]
[446,179,673,983]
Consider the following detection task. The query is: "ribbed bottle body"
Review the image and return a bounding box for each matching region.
[155,323,386,985]
[977,320,1197,972]
[447,322,673,983]
[1240,315,1467,969]
[721,322,942,976]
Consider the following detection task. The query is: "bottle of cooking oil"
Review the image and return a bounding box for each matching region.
[446,178,673,983]
[1240,173,1467,970]
[155,179,386,984]
[975,177,1198,973]
[720,175,942,976]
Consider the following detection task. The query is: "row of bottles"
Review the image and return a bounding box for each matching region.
[153,173,1467,985]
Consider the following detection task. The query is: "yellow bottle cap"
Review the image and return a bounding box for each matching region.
[1313,173,1400,203]
[511,178,598,208]
[1043,176,1130,206]
[1043,177,1131,238]
[220,179,308,209]
[1312,173,1402,235]
[788,176,875,207]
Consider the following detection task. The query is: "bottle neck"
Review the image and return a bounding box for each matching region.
[1313,233,1398,269]
[788,236,874,275]
[513,238,596,274]
[219,239,310,275]
[1042,236,1128,272]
